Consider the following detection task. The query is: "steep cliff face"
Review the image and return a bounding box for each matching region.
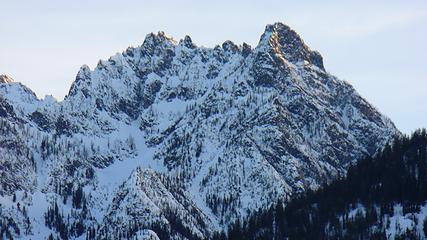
[0,23,399,239]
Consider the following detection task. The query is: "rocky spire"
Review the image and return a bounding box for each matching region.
[259,22,325,70]
[142,31,176,48]
[179,35,197,49]
[66,65,91,97]
[0,74,14,84]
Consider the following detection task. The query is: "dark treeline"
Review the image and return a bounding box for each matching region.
[215,129,427,240]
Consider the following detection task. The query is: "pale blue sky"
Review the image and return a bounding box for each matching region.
[1,0,426,133]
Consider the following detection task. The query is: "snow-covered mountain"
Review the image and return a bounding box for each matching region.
[0,23,399,239]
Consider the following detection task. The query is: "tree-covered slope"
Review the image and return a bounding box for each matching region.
[221,129,427,240]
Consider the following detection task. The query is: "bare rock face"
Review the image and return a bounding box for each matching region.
[0,23,399,239]
[0,74,14,84]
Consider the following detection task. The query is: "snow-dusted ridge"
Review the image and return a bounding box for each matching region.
[0,22,399,239]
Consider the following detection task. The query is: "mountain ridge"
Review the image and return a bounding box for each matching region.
[0,22,399,239]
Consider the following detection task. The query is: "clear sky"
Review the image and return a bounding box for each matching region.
[1,0,426,133]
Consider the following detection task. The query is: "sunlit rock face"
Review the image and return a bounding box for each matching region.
[0,75,14,84]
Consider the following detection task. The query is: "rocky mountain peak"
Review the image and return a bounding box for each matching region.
[0,74,14,84]
[259,22,325,70]
[142,31,177,48]
[179,35,197,49]
[66,64,92,98]
[222,40,239,53]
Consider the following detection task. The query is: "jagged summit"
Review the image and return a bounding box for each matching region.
[65,22,326,101]
[0,74,14,84]
[260,22,306,48]
[179,35,197,49]
[259,22,325,70]
[142,31,177,47]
